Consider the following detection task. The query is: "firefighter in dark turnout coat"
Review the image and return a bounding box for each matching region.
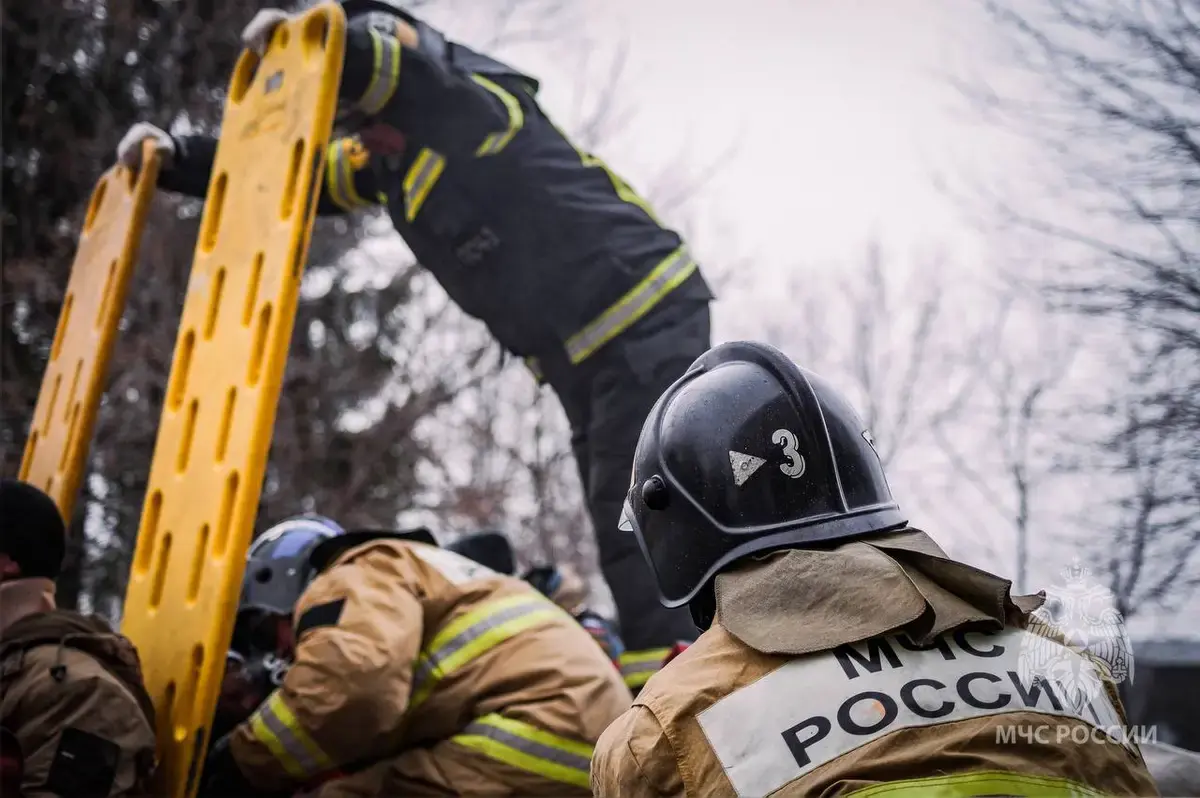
[116,0,709,678]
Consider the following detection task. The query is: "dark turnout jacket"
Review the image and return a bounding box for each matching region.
[160,10,711,371]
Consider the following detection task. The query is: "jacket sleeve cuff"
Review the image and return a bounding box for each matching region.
[341,26,402,116]
[156,134,217,199]
[230,691,336,792]
[339,23,523,158]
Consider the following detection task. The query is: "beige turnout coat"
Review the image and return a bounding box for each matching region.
[230,538,631,796]
[592,528,1159,797]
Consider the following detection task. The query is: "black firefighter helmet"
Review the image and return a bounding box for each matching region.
[618,341,907,628]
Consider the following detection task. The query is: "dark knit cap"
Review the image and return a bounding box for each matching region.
[0,479,66,580]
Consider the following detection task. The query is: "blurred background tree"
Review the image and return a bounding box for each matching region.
[959,0,1200,617]
[0,1,555,615]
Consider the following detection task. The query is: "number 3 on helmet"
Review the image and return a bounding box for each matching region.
[617,341,906,629]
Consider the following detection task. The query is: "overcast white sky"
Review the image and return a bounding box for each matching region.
[527,1,1002,266]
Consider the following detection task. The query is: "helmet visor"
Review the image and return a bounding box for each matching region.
[619,492,721,608]
[617,500,636,533]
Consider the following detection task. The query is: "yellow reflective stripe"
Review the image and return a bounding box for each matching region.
[325,140,372,211]
[325,142,349,211]
[524,356,543,382]
[471,75,524,156]
[246,692,335,780]
[625,671,653,689]
[451,713,592,788]
[403,148,445,222]
[621,647,671,665]
[248,713,307,779]
[579,149,664,226]
[268,693,335,771]
[410,594,564,707]
[547,116,665,225]
[847,771,1106,798]
[620,647,671,689]
[565,246,696,364]
[357,28,401,115]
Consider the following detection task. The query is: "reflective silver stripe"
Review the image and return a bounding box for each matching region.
[253,697,325,777]
[471,75,524,156]
[621,659,661,678]
[454,714,592,786]
[620,647,671,688]
[410,598,553,697]
[460,720,592,771]
[565,247,697,364]
[357,28,401,116]
[403,148,445,222]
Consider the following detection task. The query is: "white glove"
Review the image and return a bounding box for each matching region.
[242,9,292,56]
[116,122,175,170]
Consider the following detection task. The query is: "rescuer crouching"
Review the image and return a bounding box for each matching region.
[200,515,630,796]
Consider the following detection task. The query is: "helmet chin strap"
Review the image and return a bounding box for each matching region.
[689,585,717,631]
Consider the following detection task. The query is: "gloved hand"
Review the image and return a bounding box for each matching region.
[577,610,625,666]
[212,651,265,744]
[242,9,292,56]
[115,122,174,171]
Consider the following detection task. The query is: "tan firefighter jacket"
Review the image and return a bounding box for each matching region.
[0,608,158,798]
[230,538,631,796]
[592,528,1160,798]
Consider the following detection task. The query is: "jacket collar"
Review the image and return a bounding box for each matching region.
[714,528,1043,655]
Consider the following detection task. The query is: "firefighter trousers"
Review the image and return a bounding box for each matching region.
[548,298,710,658]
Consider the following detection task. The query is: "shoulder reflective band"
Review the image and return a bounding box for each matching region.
[357,28,401,116]
[619,647,671,690]
[565,246,697,365]
[409,594,564,708]
[844,770,1105,798]
[524,356,544,384]
[247,691,336,780]
[326,139,374,211]
[403,147,446,222]
[471,75,524,157]
[451,713,593,788]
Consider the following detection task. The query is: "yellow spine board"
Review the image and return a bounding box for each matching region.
[20,144,161,519]
[120,6,346,797]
